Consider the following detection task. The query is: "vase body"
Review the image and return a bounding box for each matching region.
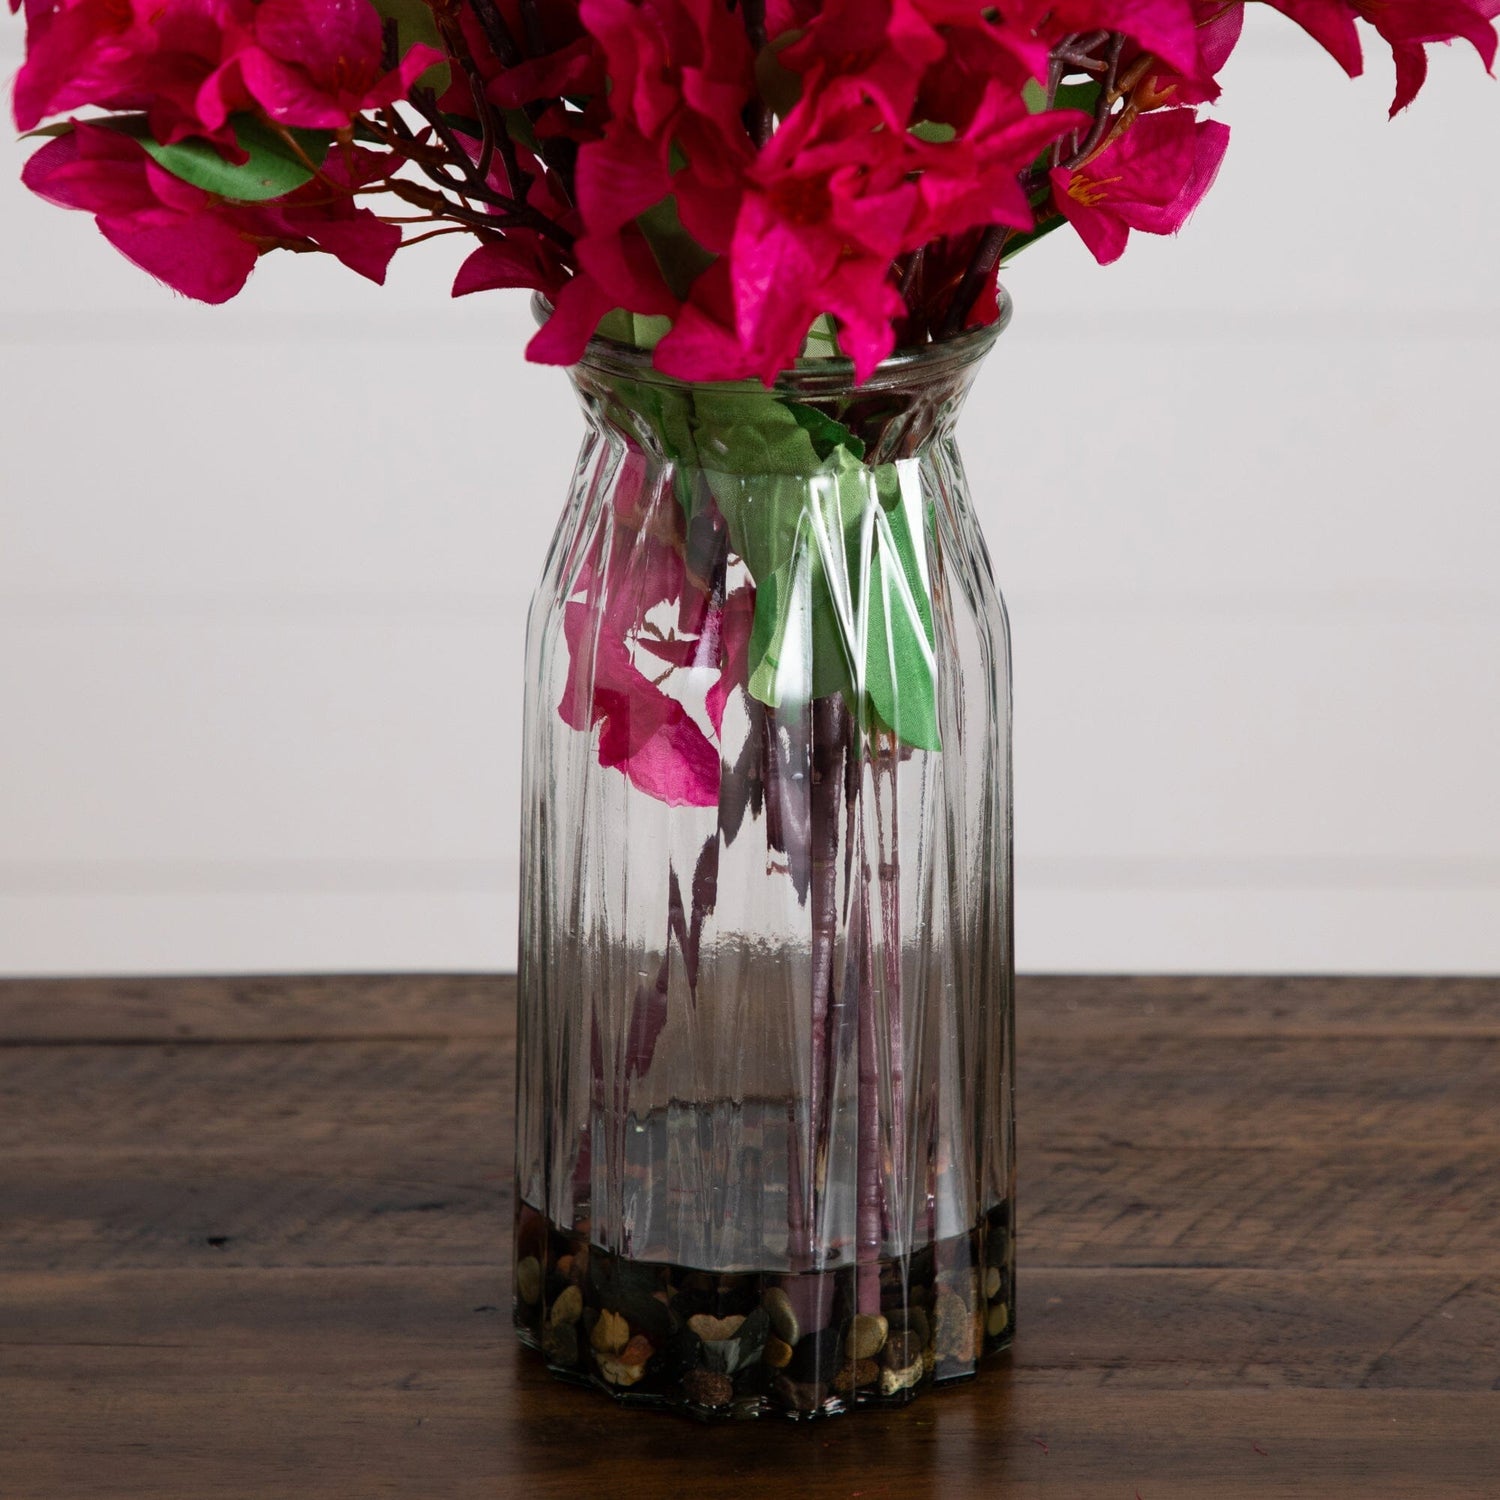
[513,312,1014,1419]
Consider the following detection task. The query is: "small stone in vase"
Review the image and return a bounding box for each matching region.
[688,1313,745,1342]
[879,1358,924,1396]
[986,1302,1010,1338]
[881,1331,924,1371]
[845,1313,889,1362]
[984,1266,1002,1301]
[831,1358,880,1394]
[762,1287,801,1346]
[590,1308,630,1356]
[549,1284,582,1327]
[764,1336,793,1369]
[771,1375,828,1413]
[515,1256,543,1306]
[683,1369,734,1407]
[543,1322,578,1367]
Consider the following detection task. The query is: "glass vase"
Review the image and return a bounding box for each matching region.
[513,299,1015,1420]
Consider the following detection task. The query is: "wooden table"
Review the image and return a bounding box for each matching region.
[3,975,1497,1498]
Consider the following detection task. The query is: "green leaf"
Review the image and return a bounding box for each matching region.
[785,402,866,462]
[100,114,333,202]
[595,310,672,350]
[370,0,452,93]
[909,119,957,143]
[863,484,940,750]
[1053,81,1103,116]
[636,194,714,300]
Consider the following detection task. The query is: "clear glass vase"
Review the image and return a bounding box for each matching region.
[513,299,1015,1420]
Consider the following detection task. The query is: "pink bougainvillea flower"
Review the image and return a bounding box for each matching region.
[198,0,444,133]
[908,80,1090,242]
[1050,108,1231,265]
[14,0,440,144]
[1130,0,1246,108]
[14,0,247,142]
[1008,0,1206,78]
[1264,0,1499,113]
[563,601,723,805]
[558,453,732,808]
[22,122,261,299]
[23,122,400,299]
[575,0,755,249]
[655,74,1083,384]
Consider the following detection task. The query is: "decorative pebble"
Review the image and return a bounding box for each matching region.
[683,1369,734,1407]
[845,1313,889,1362]
[933,1291,974,1361]
[596,1333,653,1386]
[549,1285,582,1327]
[984,1266,1002,1300]
[787,1325,844,1384]
[765,1336,794,1369]
[688,1313,745,1342]
[888,1306,931,1348]
[879,1358,924,1396]
[515,1256,543,1306]
[762,1287,801,1346]
[771,1375,827,1413]
[881,1331,924,1371]
[986,1302,1010,1338]
[590,1308,630,1356]
[831,1358,880,1393]
[937,1267,979,1309]
[543,1322,578,1367]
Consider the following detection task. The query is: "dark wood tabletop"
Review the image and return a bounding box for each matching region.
[3,974,1497,1499]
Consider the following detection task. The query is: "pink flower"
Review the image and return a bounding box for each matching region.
[1050,108,1230,265]
[199,0,443,133]
[14,0,440,142]
[559,452,747,808]
[575,0,755,250]
[655,75,1083,384]
[1264,0,1499,113]
[22,121,400,300]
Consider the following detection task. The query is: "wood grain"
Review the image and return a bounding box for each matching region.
[2,974,1497,1497]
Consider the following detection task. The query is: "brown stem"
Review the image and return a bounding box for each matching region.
[874,732,904,1243]
[467,0,522,67]
[1062,33,1127,170]
[803,696,848,1267]
[738,0,773,147]
[855,855,882,1315]
[937,225,1010,339]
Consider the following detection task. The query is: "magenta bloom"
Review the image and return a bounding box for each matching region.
[559,453,750,808]
[1050,108,1231,266]
[1265,0,1499,113]
[657,76,1085,384]
[22,122,262,299]
[22,122,400,300]
[574,0,755,253]
[14,0,439,142]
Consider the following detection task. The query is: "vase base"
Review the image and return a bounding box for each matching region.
[513,1199,1013,1420]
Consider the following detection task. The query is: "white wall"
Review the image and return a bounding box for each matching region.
[2,14,1497,976]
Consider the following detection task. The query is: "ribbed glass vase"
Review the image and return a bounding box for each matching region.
[513,300,1015,1420]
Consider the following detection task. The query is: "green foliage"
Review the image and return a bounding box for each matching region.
[370,0,452,93]
[600,377,940,748]
[103,114,333,201]
[25,115,334,202]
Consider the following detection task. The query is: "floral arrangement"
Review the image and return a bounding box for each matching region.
[15,0,1499,1417]
[13,0,1498,385]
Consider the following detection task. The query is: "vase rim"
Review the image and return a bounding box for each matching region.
[533,289,1010,395]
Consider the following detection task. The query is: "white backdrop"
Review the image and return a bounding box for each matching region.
[2,13,1497,975]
